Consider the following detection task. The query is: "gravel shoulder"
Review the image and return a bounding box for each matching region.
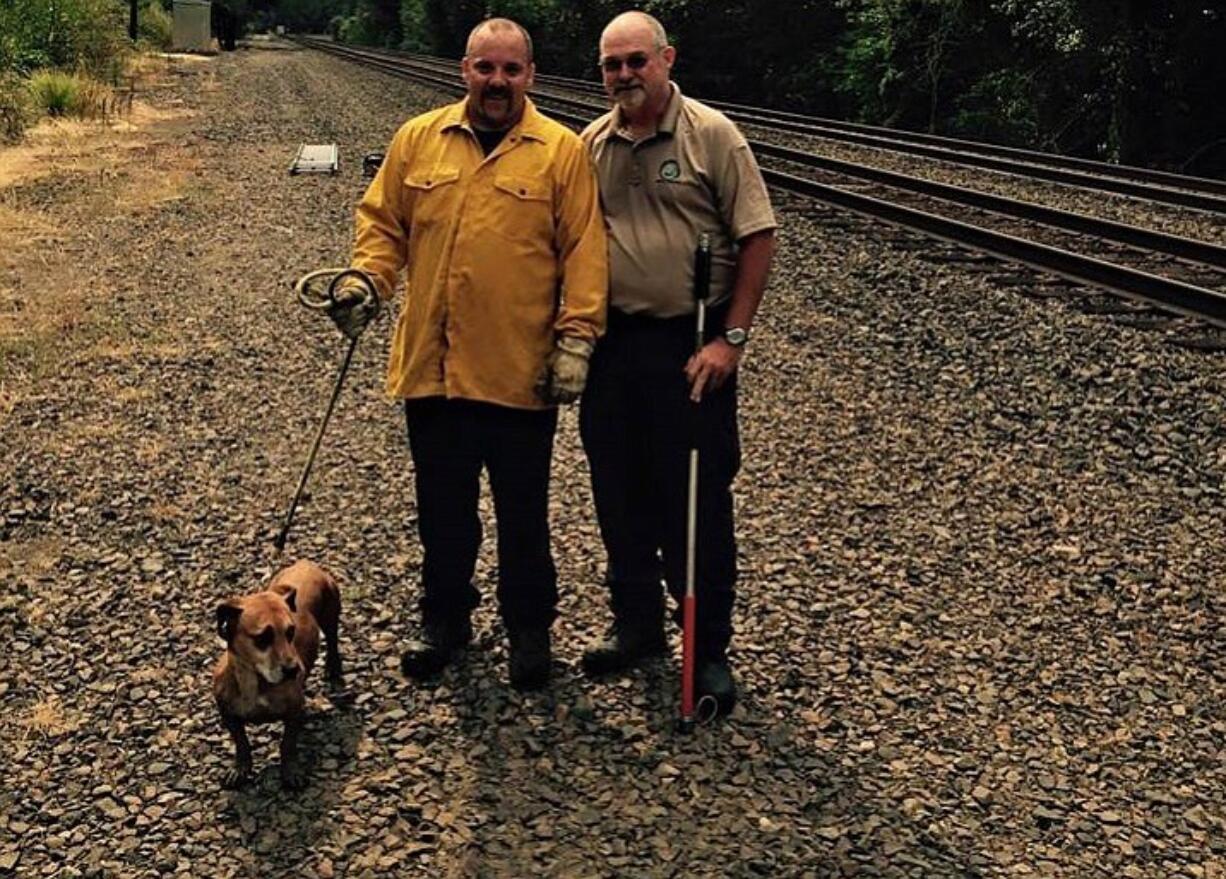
[1,44,1224,879]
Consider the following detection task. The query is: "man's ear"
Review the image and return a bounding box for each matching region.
[216,599,243,644]
[280,587,297,614]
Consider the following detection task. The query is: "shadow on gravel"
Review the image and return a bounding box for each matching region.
[432,644,983,878]
[216,697,365,874]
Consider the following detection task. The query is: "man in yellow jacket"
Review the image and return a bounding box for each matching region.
[328,18,608,691]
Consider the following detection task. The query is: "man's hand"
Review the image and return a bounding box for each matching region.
[326,282,379,340]
[536,336,594,405]
[684,338,742,403]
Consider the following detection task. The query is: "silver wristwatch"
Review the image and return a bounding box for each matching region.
[723,326,750,347]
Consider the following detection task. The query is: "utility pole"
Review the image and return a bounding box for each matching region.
[129,0,138,40]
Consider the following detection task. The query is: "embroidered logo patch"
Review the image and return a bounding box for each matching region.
[659,159,681,181]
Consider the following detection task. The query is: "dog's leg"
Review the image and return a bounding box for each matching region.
[279,715,307,790]
[324,635,344,685]
[319,597,344,686]
[220,714,253,789]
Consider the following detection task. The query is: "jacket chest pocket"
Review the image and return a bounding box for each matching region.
[404,166,461,229]
[490,174,553,244]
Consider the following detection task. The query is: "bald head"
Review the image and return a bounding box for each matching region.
[599,11,674,124]
[600,11,668,52]
[466,17,534,63]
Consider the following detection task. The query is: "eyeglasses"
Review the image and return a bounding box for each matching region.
[599,52,651,74]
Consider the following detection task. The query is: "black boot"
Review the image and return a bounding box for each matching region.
[400,617,472,680]
[580,618,667,677]
[508,627,552,691]
[695,657,737,719]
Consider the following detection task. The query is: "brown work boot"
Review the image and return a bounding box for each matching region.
[508,627,552,691]
[580,618,667,677]
[400,617,472,680]
[695,658,737,719]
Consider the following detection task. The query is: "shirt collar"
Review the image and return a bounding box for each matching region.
[441,96,549,143]
[611,81,682,142]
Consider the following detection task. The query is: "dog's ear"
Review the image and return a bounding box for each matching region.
[216,599,243,644]
[280,587,297,614]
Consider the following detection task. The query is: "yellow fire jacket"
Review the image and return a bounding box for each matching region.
[351,98,608,410]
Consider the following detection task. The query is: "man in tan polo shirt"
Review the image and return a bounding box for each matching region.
[578,11,776,717]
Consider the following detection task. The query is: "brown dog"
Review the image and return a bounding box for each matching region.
[213,560,342,789]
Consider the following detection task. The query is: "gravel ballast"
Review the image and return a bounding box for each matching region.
[1,44,1224,879]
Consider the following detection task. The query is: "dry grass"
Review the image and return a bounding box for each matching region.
[134,436,164,465]
[0,85,200,400]
[19,695,81,742]
[115,386,155,404]
[129,666,165,685]
[0,536,63,580]
[148,499,185,523]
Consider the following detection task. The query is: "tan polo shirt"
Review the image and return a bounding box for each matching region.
[581,83,777,317]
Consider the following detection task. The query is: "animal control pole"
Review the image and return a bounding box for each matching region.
[678,232,712,734]
[273,268,378,553]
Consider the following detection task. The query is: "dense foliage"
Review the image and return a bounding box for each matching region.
[0,0,131,79]
[306,0,1225,175]
[0,0,1220,172]
[0,0,175,139]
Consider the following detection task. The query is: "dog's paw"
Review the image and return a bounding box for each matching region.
[221,767,253,790]
[280,763,308,791]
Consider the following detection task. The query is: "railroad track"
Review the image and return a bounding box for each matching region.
[389,46,1226,211]
[292,36,1226,334]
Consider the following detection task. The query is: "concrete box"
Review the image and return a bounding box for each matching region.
[173,0,212,52]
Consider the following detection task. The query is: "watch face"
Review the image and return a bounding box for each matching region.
[724,327,748,346]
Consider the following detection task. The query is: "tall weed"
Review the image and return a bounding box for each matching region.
[28,70,79,116]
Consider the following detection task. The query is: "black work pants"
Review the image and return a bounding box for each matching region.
[579,308,741,659]
[404,397,559,632]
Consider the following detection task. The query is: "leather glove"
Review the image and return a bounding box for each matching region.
[535,336,594,405]
[326,279,379,340]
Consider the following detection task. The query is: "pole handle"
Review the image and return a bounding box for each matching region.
[294,267,379,315]
[693,232,712,304]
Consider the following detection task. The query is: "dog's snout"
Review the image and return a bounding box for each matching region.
[282,664,299,680]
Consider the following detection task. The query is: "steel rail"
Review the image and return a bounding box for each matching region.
[344,42,1226,214]
[389,47,1226,202]
[295,36,1226,328]
[749,141,1226,270]
[761,166,1226,328]
[726,113,1226,215]
[692,99,1226,199]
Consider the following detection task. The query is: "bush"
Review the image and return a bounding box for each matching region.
[28,69,79,116]
[68,0,131,82]
[0,71,35,142]
[0,0,130,81]
[27,68,120,120]
[139,0,174,51]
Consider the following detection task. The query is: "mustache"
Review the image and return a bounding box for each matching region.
[483,87,511,100]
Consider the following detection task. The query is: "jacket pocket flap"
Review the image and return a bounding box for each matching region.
[405,166,461,190]
[494,175,551,202]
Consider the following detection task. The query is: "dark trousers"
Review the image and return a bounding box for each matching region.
[404,397,559,632]
[579,308,741,659]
